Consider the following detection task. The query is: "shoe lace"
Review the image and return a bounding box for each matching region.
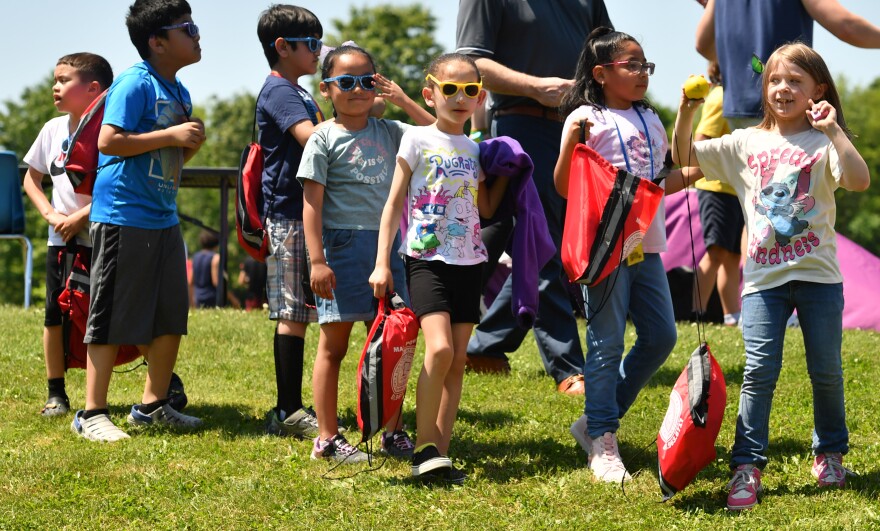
[727,466,758,492]
[818,454,853,482]
[387,431,414,451]
[597,435,627,473]
[332,436,361,457]
[298,408,319,428]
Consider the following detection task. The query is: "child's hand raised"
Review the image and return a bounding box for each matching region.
[374,73,406,107]
[808,99,836,133]
[679,89,705,114]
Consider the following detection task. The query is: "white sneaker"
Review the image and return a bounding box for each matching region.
[127,404,203,428]
[71,410,130,442]
[570,414,593,456]
[589,432,631,482]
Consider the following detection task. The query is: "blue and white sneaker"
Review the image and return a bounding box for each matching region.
[71,410,130,442]
[127,404,202,428]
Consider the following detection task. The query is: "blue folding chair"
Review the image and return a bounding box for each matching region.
[0,151,33,308]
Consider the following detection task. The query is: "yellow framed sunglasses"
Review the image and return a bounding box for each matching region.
[425,74,482,98]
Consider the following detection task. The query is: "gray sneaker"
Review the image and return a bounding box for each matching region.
[127,404,203,428]
[311,434,370,463]
[266,407,320,439]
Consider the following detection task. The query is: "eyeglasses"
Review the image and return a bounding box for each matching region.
[159,22,199,38]
[601,60,655,76]
[323,74,376,92]
[269,37,323,53]
[425,74,482,98]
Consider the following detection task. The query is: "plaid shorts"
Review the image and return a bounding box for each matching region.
[265,218,317,323]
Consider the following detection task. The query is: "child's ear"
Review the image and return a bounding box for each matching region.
[88,80,102,95]
[592,65,605,86]
[422,86,435,108]
[813,83,827,101]
[476,89,487,106]
[319,81,330,99]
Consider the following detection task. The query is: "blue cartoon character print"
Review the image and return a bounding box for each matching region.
[754,167,814,245]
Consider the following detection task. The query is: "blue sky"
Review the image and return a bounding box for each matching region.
[1,1,878,111]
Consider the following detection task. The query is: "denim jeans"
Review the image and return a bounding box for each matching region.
[466,114,584,384]
[582,254,677,438]
[731,281,848,469]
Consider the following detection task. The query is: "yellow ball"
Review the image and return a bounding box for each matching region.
[683,74,711,100]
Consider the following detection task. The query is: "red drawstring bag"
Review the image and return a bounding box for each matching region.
[561,144,663,286]
[356,293,419,443]
[657,342,727,499]
[56,244,142,369]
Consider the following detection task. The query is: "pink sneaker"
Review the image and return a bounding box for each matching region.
[726,464,762,511]
[812,453,852,487]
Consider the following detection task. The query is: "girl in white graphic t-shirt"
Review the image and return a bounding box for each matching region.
[673,42,870,510]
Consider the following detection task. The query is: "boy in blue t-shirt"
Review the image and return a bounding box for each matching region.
[72,0,206,442]
[256,5,326,438]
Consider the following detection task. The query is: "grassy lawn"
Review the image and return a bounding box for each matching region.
[1,305,879,529]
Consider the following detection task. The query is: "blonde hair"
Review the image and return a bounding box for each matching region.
[757,42,851,138]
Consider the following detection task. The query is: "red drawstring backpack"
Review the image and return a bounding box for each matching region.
[356,293,420,442]
[56,244,141,369]
[657,342,727,499]
[561,141,663,287]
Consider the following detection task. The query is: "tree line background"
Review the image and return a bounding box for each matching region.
[1,4,878,305]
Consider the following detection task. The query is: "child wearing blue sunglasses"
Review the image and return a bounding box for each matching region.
[297,45,434,464]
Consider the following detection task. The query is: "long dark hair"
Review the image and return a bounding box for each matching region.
[559,27,654,116]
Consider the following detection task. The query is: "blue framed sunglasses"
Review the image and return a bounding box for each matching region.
[159,21,199,38]
[269,37,323,53]
[323,74,376,92]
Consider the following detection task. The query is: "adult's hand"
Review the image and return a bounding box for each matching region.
[532,77,574,108]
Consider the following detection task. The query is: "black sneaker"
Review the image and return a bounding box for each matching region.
[411,443,452,478]
[167,372,188,411]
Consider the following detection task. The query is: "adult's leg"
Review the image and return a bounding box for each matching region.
[468,115,583,384]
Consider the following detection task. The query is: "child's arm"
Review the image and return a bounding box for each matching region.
[478,170,509,219]
[554,119,591,198]
[672,93,704,167]
[22,167,67,229]
[809,99,870,192]
[369,157,413,299]
[98,120,206,158]
[374,74,435,126]
[290,119,318,148]
[302,180,335,300]
[663,167,705,195]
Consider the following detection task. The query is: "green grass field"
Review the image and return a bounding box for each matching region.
[1,306,879,530]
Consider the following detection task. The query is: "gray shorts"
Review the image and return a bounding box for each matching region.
[265,218,318,323]
[85,223,188,345]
